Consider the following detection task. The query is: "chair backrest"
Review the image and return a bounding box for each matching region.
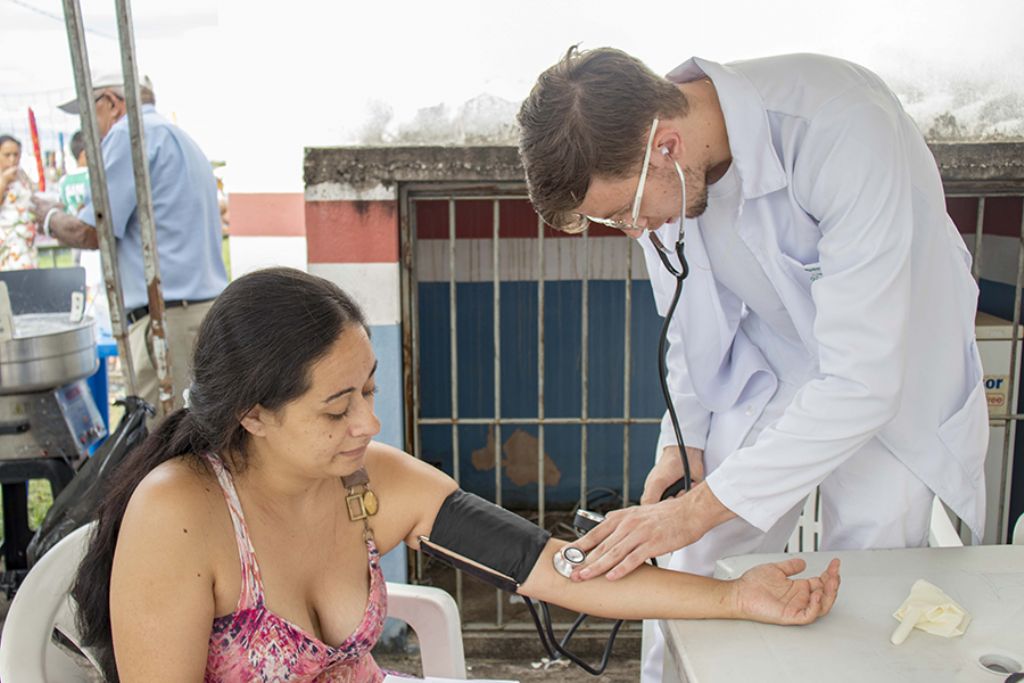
[787,490,964,551]
[0,267,86,315]
[785,488,822,552]
[1013,513,1023,546]
[0,522,98,683]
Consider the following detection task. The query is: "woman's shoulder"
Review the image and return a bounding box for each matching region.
[365,441,456,492]
[123,454,223,534]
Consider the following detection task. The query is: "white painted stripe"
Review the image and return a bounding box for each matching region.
[305,182,397,202]
[413,234,1021,286]
[414,237,650,282]
[229,236,308,278]
[309,262,401,326]
[976,234,1021,287]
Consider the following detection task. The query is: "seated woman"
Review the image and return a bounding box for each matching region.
[74,267,840,682]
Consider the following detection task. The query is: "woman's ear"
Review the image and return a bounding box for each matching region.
[239,405,269,438]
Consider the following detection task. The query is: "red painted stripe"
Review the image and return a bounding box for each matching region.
[306,200,399,263]
[949,196,1023,238]
[228,193,306,237]
[414,198,623,239]
[415,197,1024,241]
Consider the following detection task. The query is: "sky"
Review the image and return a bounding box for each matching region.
[1,0,1022,193]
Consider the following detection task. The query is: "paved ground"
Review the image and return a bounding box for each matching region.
[376,651,642,682]
[378,651,638,679]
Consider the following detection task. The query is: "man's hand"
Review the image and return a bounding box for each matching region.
[640,446,704,504]
[28,194,97,249]
[570,483,736,582]
[30,193,63,224]
[0,166,19,195]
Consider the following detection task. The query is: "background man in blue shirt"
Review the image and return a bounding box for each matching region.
[33,73,227,411]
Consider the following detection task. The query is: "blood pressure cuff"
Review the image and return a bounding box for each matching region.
[419,489,551,593]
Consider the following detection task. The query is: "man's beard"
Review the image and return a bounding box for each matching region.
[683,165,709,218]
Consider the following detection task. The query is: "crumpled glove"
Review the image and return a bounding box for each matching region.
[890,579,971,645]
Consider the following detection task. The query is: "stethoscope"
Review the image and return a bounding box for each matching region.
[649,155,694,500]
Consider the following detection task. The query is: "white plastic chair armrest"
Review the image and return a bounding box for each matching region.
[386,582,466,679]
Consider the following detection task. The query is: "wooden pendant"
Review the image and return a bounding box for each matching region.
[363,489,379,516]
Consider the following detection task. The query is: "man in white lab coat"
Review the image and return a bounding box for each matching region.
[518,47,987,680]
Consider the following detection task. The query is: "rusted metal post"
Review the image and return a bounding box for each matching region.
[61,0,137,397]
[113,0,174,416]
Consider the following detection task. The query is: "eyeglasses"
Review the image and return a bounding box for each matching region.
[582,117,660,233]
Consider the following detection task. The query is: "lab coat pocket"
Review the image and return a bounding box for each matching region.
[777,254,821,292]
[937,380,988,483]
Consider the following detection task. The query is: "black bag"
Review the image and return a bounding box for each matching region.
[26,396,153,565]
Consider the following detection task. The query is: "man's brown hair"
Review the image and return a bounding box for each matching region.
[517,46,688,232]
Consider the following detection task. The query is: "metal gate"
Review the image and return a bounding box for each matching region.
[400,185,662,630]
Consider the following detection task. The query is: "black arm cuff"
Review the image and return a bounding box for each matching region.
[422,489,552,591]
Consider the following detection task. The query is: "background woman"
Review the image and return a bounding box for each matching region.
[0,134,37,270]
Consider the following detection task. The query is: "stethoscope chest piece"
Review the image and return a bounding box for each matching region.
[553,546,587,578]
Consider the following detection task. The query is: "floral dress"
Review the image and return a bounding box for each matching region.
[202,453,389,682]
[0,176,37,270]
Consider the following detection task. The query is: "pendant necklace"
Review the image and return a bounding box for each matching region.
[341,468,378,540]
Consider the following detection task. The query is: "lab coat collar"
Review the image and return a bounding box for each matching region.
[665,57,787,200]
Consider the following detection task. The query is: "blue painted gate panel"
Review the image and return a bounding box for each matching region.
[417,280,666,507]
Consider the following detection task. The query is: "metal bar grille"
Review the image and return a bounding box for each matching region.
[536,211,546,533]
[492,199,503,627]
[447,197,463,610]
[961,193,1023,544]
[404,191,654,629]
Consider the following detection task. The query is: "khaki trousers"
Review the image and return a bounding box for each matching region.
[127,300,215,413]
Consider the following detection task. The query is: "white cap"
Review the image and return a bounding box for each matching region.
[57,72,154,114]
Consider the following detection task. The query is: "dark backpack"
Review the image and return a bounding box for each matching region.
[26,396,153,565]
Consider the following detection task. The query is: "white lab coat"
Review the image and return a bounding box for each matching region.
[641,54,988,542]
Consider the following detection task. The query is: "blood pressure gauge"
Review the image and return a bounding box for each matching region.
[573,509,605,536]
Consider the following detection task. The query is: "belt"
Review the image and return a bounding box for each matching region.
[125,298,216,326]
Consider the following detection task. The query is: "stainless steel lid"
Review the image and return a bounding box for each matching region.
[0,314,97,394]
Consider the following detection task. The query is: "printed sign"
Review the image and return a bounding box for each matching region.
[985,375,1010,415]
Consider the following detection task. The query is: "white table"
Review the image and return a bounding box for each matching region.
[660,546,1024,682]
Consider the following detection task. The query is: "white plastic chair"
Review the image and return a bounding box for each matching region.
[0,522,467,682]
[0,522,98,683]
[785,490,963,551]
[1012,513,1024,546]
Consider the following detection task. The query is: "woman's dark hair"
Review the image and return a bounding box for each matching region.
[71,267,368,681]
[0,134,21,150]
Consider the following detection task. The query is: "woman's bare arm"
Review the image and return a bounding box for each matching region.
[520,539,840,624]
[110,460,220,681]
[370,443,840,625]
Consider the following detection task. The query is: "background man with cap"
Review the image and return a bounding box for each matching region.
[32,73,227,411]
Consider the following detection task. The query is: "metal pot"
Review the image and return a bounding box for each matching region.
[0,314,97,395]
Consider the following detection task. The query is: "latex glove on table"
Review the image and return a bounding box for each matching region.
[890,579,971,645]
